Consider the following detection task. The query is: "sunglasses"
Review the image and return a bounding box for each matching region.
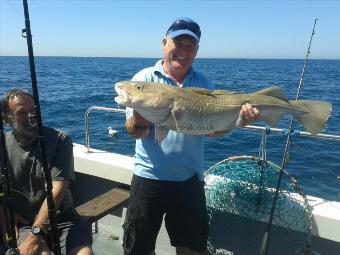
[167,19,201,39]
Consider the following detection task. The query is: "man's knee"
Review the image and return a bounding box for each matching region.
[67,245,93,255]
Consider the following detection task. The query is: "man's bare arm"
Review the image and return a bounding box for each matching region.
[32,180,68,229]
[18,180,68,255]
[125,110,150,139]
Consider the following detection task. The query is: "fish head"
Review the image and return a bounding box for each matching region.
[114,81,173,123]
[114,81,171,107]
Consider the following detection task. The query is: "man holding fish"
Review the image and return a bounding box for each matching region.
[120,18,261,255]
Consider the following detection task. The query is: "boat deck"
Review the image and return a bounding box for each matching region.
[91,213,175,255]
[72,143,340,255]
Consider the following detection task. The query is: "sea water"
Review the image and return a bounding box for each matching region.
[1,56,339,201]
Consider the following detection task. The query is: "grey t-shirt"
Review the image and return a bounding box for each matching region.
[2,127,76,222]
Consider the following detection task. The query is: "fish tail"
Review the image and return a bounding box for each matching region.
[290,100,332,134]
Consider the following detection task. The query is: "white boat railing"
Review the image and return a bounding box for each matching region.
[84,106,340,153]
[84,106,125,152]
[245,125,340,141]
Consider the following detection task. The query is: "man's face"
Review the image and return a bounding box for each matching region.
[8,95,37,138]
[162,35,198,77]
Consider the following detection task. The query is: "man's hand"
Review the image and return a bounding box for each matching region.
[18,232,43,255]
[236,103,260,127]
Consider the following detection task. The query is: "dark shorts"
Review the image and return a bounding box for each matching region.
[123,174,209,255]
[0,216,92,255]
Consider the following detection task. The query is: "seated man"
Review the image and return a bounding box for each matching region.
[0,89,93,255]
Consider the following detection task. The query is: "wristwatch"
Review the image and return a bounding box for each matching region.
[31,225,42,236]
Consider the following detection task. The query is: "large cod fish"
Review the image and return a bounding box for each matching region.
[114,81,332,143]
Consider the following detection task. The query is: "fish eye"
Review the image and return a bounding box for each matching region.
[136,84,142,90]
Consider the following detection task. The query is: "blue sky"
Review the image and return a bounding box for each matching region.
[1,0,339,59]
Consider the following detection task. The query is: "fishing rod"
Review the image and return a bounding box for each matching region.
[0,104,19,254]
[21,0,61,254]
[259,18,318,255]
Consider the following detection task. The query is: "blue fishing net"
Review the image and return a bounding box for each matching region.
[204,156,312,255]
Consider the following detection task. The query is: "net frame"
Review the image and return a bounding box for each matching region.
[204,155,313,255]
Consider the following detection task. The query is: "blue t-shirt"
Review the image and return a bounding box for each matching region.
[126,59,214,181]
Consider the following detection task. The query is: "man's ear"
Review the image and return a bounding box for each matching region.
[162,38,167,47]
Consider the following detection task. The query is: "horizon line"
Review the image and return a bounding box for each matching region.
[1,55,339,61]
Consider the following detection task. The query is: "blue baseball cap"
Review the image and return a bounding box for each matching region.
[166,17,201,42]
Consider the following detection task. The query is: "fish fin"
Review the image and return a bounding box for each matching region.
[290,100,332,134]
[185,87,239,97]
[185,87,214,96]
[171,108,182,130]
[253,86,289,102]
[261,111,285,127]
[155,126,169,144]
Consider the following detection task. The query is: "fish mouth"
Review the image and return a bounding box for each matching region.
[114,83,131,105]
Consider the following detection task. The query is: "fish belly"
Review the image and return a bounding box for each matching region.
[165,102,241,134]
